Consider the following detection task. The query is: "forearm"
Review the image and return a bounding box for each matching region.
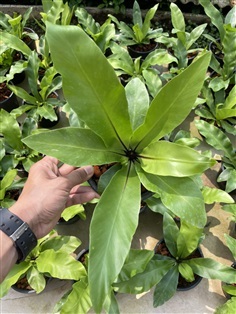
[0,206,38,284]
[0,230,18,283]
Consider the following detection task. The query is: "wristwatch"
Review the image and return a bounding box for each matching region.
[0,207,37,263]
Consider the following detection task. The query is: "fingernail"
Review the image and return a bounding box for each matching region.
[83,165,94,176]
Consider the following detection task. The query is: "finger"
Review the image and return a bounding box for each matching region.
[59,163,77,176]
[42,156,59,165]
[66,188,99,206]
[65,166,94,188]
[70,185,100,198]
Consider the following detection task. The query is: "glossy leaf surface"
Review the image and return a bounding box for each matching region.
[114,259,174,294]
[46,23,132,149]
[188,258,236,283]
[89,164,141,312]
[23,127,121,167]
[140,140,215,177]
[131,52,211,149]
[153,265,179,307]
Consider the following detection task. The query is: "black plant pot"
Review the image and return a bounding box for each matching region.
[127,41,158,59]
[11,51,26,85]
[23,27,37,51]
[76,248,89,264]
[38,106,61,128]
[12,276,50,294]
[154,239,203,291]
[0,82,19,112]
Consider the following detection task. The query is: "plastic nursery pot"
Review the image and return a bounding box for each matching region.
[23,27,37,51]
[127,41,158,59]
[0,82,19,112]
[154,239,203,291]
[12,276,50,294]
[38,106,60,129]
[221,261,236,299]
[11,51,26,85]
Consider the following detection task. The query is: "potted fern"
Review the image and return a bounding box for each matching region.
[0,230,86,296]
[109,0,164,58]
[114,213,236,308]
[22,22,215,312]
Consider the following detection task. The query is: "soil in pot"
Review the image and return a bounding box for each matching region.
[0,82,19,111]
[12,276,50,294]
[128,41,158,59]
[12,277,35,293]
[155,240,203,290]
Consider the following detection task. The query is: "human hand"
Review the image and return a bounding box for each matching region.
[9,156,98,239]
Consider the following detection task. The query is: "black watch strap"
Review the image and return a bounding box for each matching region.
[0,207,37,263]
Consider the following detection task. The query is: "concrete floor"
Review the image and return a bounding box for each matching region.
[1,159,235,313]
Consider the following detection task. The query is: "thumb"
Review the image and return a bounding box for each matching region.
[65,166,94,188]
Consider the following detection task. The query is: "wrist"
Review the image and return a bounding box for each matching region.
[9,203,37,237]
[0,207,38,263]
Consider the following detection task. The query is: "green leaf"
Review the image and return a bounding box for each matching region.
[27,267,46,293]
[0,109,24,151]
[125,78,149,131]
[0,31,32,57]
[103,291,120,314]
[224,234,236,260]
[187,24,207,50]
[40,235,81,254]
[0,262,31,298]
[163,213,179,257]
[8,84,38,105]
[153,265,179,307]
[117,249,154,282]
[114,259,174,294]
[222,24,236,79]
[222,203,236,217]
[215,297,236,314]
[53,278,92,314]
[170,3,186,44]
[36,250,86,280]
[177,221,203,259]
[0,169,17,191]
[199,0,225,41]
[140,140,215,177]
[142,6,159,39]
[61,204,85,221]
[23,128,121,167]
[88,164,141,312]
[178,263,195,282]
[195,120,236,167]
[132,1,142,29]
[46,23,133,148]
[188,258,236,283]
[222,284,236,296]
[137,169,206,228]
[202,186,234,204]
[131,52,211,149]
